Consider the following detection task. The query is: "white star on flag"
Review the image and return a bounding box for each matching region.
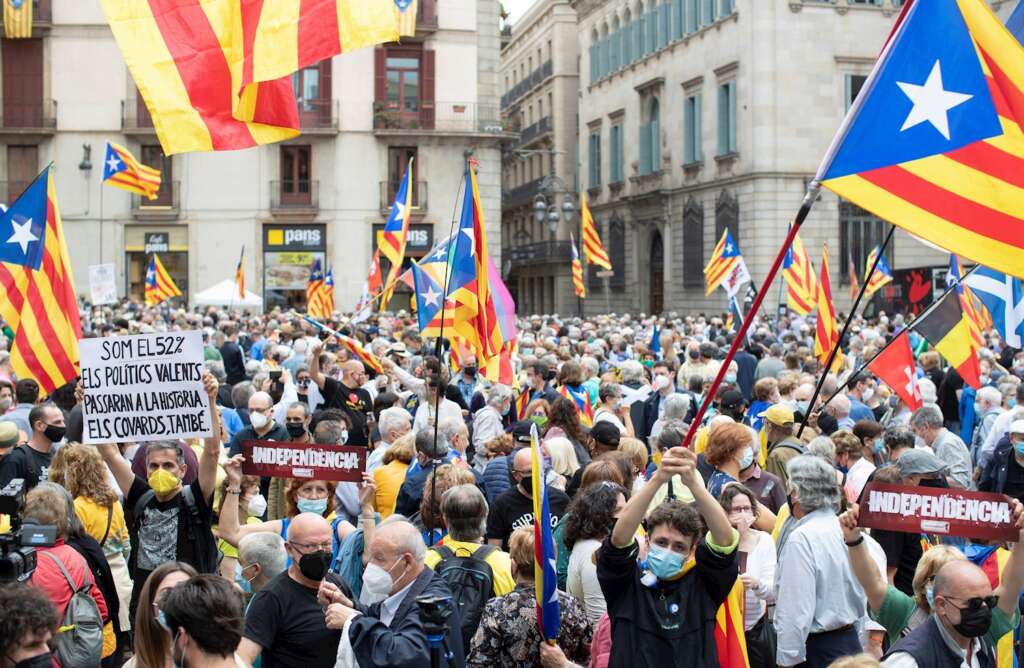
[7,218,37,254]
[422,285,440,307]
[106,156,121,173]
[390,200,405,222]
[461,226,475,256]
[896,60,972,140]
[725,243,733,253]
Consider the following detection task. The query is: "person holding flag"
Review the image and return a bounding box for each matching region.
[597,441,739,667]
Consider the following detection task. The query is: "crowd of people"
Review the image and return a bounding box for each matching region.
[2,300,1024,667]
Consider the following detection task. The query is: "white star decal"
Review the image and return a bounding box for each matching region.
[725,243,733,254]
[896,61,972,140]
[422,285,440,307]
[7,218,37,254]
[390,200,405,222]
[461,226,475,256]
[106,156,121,173]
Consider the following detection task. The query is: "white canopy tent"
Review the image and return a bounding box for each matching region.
[192,280,263,310]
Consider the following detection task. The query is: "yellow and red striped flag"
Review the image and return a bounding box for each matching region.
[782,227,817,316]
[949,255,990,351]
[570,234,586,298]
[102,142,161,200]
[676,560,749,668]
[4,0,32,39]
[814,243,844,372]
[579,193,612,270]
[0,166,81,395]
[306,258,330,318]
[145,253,182,306]
[235,246,245,299]
[704,229,742,296]
[322,266,335,314]
[100,0,400,155]
[380,159,413,310]
[863,245,893,298]
[848,252,860,301]
[396,0,418,36]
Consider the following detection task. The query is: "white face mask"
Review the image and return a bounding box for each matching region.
[653,375,670,391]
[247,493,267,518]
[861,388,874,402]
[250,412,269,430]
[360,558,403,604]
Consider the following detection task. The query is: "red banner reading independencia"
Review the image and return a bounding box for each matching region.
[858,482,1017,542]
[241,440,366,483]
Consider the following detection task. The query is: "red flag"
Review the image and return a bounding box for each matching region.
[868,331,923,412]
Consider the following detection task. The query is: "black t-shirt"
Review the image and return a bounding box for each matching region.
[871,526,923,597]
[321,377,372,446]
[220,340,246,385]
[244,571,341,668]
[0,444,53,492]
[485,484,570,550]
[228,422,291,457]
[1004,455,1024,502]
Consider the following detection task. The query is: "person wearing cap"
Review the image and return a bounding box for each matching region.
[979,419,1024,502]
[564,421,622,498]
[909,405,972,490]
[717,389,746,423]
[763,404,806,490]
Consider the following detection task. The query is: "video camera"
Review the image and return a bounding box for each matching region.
[0,479,57,582]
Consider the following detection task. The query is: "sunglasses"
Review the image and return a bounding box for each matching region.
[946,594,998,611]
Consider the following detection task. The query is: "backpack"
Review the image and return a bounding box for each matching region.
[430,544,498,648]
[131,486,219,574]
[42,551,104,668]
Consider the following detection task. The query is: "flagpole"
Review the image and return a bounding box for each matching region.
[813,263,982,416]
[681,185,820,450]
[796,224,896,438]
[98,182,104,265]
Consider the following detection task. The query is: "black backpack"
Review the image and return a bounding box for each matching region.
[430,544,498,647]
[130,486,219,574]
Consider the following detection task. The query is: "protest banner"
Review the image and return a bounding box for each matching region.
[858,482,1018,542]
[88,263,118,305]
[79,331,213,444]
[241,440,366,483]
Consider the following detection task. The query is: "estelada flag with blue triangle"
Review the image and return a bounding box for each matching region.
[863,245,894,297]
[816,0,1024,279]
[0,165,81,395]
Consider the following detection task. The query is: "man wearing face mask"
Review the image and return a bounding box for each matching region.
[0,404,64,493]
[910,405,972,489]
[228,391,289,457]
[309,342,373,447]
[157,575,245,668]
[486,446,570,550]
[638,361,677,445]
[0,583,59,668]
[882,560,1000,667]
[0,379,14,415]
[846,373,877,423]
[266,402,313,520]
[455,354,480,408]
[239,513,349,668]
[979,420,1024,502]
[318,519,466,668]
[763,405,806,490]
[237,532,288,598]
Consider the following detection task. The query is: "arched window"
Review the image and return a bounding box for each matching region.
[682,197,704,287]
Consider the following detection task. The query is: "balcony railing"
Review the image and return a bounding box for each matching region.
[296,98,338,131]
[416,0,438,30]
[131,180,180,219]
[502,177,544,209]
[373,102,507,134]
[506,240,572,267]
[121,98,155,132]
[501,59,554,109]
[270,179,319,212]
[0,99,56,131]
[517,116,552,147]
[0,181,31,206]
[380,180,428,214]
[1,0,50,30]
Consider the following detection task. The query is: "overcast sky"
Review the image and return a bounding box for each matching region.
[504,0,540,24]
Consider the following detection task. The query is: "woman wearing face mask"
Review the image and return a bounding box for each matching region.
[218,456,376,570]
[214,473,263,580]
[596,445,739,668]
[123,562,198,668]
[563,482,627,625]
[718,484,776,668]
[592,383,634,437]
[702,423,776,532]
[524,399,551,429]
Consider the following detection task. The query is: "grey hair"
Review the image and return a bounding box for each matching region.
[204,360,226,383]
[663,393,691,421]
[378,406,411,439]
[486,384,513,408]
[786,455,842,513]
[239,532,287,578]
[806,436,836,465]
[440,484,488,541]
[910,405,944,430]
[581,357,600,376]
[231,382,254,410]
[415,429,448,459]
[314,420,347,445]
[245,360,262,380]
[619,361,645,384]
[28,482,82,539]
[146,440,185,466]
[386,519,427,562]
[917,378,938,404]
[656,422,688,451]
[977,386,1003,406]
[438,418,467,445]
[286,401,310,418]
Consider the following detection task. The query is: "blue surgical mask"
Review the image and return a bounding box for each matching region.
[646,543,686,581]
[925,583,935,609]
[725,373,737,384]
[1014,442,1024,458]
[297,497,328,515]
[235,563,256,594]
[1011,399,1018,409]
[738,446,754,470]
[872,438,886,455]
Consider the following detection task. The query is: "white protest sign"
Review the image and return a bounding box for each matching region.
[79,331,212,444]
[88,264,118,305]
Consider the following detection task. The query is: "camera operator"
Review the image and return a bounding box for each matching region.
[0,583,59,668]
[319,518,466,668]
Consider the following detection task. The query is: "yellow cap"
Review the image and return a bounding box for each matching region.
[764,404,795,427]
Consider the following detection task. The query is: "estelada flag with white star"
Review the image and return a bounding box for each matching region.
[868,330,923,412]
[0,165,81,395]
[529,422,560,641]
[816,0,1024,279]
[102,142,161,200]
[379,158,413,310]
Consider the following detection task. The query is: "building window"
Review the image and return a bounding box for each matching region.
[684,93,702,164]
[589,39,599,84]
[280,145,312,205]
[609,26,620,71]
[608,218,626,289]
[845,73,868,111]
[839,200,890,283]
[387,146,418,207]
[715,190,738,247]
[6,145,37,203]
[609,124,624,183]
[386,55,419,115]
[672,0,684,39]
[375,45,434,129]
[720,0,734,15]
[292,60,332,127]
[703,0,714,25]
[686,0,698,32]
[639,97,660,175]
[682,197,704,287]
[657,1,670,48]
[588,131,602,188]
[140,145,173,207]
[717,81,736,155]
[646,9,657,55]
[2,38,45,128]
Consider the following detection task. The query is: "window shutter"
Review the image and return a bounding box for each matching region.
[420,49,435,129]
[634,19,643,59]
[659,3,669,48]
[686,0,697,32]
[596,134,602,185]
[639,124,651,175]
[717,84,727,155]
[373,47,387,103]
[611,30,620,71]
[684,99,693,164]
[704,0,714,25]
[694,94,702,161]
[651,116,660,171]
[728,81,736,153]
[672,0,684,40]
[590,44,598,83]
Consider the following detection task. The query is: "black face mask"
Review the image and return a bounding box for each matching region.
[43,424,65,443]
[297,550,332,581]
[464,366,478,378]
[286,422,307,438]
[920,477,949,489]
[688,350,700,360]
[13,653,54,668]
[949,601,993,638]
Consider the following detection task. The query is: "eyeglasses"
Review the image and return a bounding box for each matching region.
[288,540,332,553]
[945,595,998,611]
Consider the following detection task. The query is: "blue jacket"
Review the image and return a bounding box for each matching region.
[979,436,1014,496]
[482,454,514,505]
[394,462,440,518]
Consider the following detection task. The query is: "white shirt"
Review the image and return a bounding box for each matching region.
[845,457,876,502]
[567,538,605,625]
[366,441,391,474]
[981,407,1024,469]
[413,397,462,433]
[740,530,776,631]
[593,407,627,434]
[380,577,417,627]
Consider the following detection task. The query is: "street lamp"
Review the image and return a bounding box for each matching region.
[532,191,576,236]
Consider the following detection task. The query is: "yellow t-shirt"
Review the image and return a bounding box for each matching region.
[425,538,516,597]
[73,497,130,560]
[374,461,409,517]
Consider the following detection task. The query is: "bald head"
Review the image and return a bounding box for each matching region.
[287,512,331,545]
[248,391,273,412]
[794,383,815,402]
[284,512,333,584]
[933,560,994,639]
[934,560,991,599]
[341,360,366,387]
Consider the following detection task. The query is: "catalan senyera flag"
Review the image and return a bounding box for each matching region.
[301,316,383,375]
[4,0,32,39]
[529,423,560,641]
[673,560,748,668]
[579,193,612,270]
[102,142,161,200]
[515,389,530,420]
[704,228,742,296]
[848,252,860,301]
[0,166,81,395]
[100,0,400,155]
[145,253,182,306]
[863,245,894,298]
[557,384,593,427]
[322,266,335,314]
[234,246,245,299]
[570,234,586,298]
[380,159,414,310]
[814,244,844,372]
[306,258,329,318]
[914,289,982,388]
[816,0,1024,280]
[782,227,817,316]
